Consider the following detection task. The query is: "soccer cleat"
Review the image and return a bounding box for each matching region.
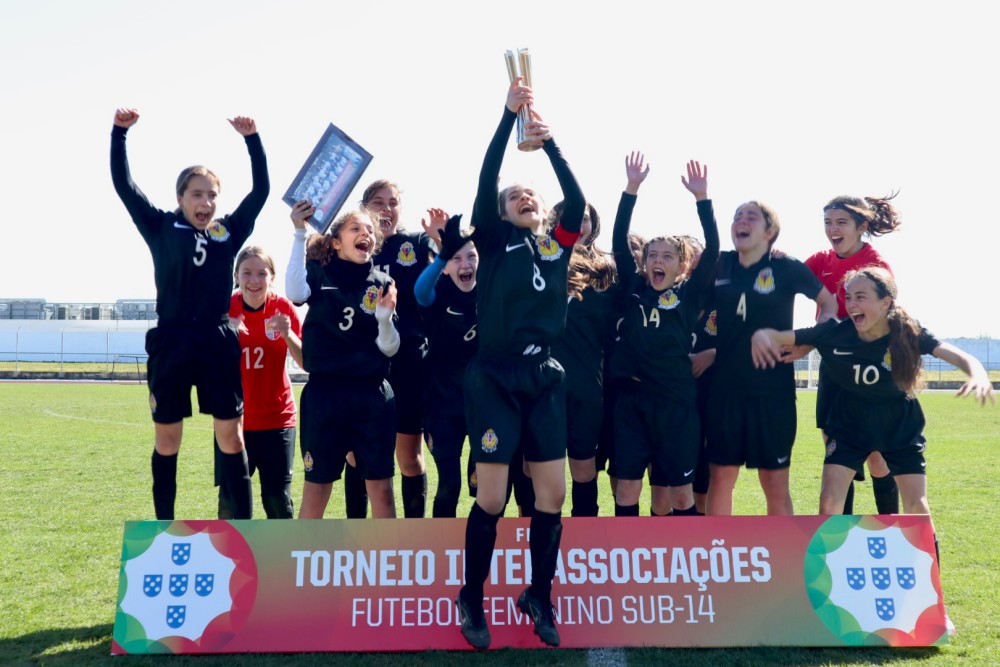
[456,590,490,650]
[517,588,560,647]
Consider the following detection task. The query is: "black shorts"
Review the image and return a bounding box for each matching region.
[145,321,243,423]
[824,393,927,476]
[692,376,712,494]
[567,395,603,461]
[613,383,699,487]
[464,352,566,465]
[815,364,840,430]
[705,389,797,470]
[389,336,427,435]
[596,385,618,476]
[424,414,467,462]
[299,375,396,483]
[214,427,295,493]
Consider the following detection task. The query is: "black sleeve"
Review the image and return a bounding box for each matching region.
[110,125,162,239]
[788,258,824,300]
[685,199,721,298]
[612,191,638,278]
[226,133,270,244]
[470,108,517,251]
[793,318,839,346]
[541,138,585,244]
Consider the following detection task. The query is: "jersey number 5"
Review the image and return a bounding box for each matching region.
[193,236,208,266]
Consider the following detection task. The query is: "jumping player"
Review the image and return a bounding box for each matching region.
[285,203,401,519]
[415,211,479,518]
[110,108,269,520]
[804,194,902,515]
[455,78,585,650]
[608,155,720,517]
[704,199,838,516]
[751,267,993,541]
[214,246,302,519]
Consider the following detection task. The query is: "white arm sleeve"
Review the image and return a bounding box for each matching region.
[285,228,311,303]
[374,304,400,357]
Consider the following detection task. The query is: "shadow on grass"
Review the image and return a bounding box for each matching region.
[0,625,942,667]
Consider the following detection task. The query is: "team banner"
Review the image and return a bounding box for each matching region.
[112,515,948,654]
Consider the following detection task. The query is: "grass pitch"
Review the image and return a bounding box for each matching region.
[0,382,997,666]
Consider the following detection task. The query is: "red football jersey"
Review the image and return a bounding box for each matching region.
[804,244,892,319]
[229,292,302,431]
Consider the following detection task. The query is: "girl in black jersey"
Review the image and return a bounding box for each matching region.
[285,202,401,519]
[751,266,993,518]
[110,108,269,521]
[704,200,838,517]
[338,180,435,519]
[454,78,585,650]
[550,199,617,517]
[415,211,479,518]
[608,155,720,517]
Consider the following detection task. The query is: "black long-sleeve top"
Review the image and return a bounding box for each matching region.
[111,125,269,323]
[470,108,585,359]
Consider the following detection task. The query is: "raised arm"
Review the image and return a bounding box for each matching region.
[227,116,270,227]
[682,160,720,294]
[470,81,526,244]
[110,108,160,229]
[285,201,313,304]
[612,151,650,280]
[933,342,995,405]
[531,115,584,243]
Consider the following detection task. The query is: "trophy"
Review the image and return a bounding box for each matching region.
[504,48,542,151]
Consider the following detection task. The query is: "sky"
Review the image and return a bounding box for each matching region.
[1,0,998,336]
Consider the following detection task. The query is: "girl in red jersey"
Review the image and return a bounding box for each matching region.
[214,246,303,519]
[804,194,902,515]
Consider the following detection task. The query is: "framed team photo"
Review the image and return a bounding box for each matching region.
[282,123,373,235]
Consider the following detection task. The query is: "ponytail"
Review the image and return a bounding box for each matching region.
[887,303,924,396]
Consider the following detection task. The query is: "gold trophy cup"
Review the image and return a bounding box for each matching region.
[504,48,542,151]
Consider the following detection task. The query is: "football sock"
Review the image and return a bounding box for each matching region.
[528,510,563,601]
[571,478,599,517]
[220,449,253,520]
[344,462,368,519]
[842,480,856,514]
[463,503,502,601]
[872,473,900,514]
[151,450,177,520]
[615,502,640,517]
[402,472,427,518]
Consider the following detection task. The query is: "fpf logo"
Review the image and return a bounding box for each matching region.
[119,532,235,642]
[805,517,946,645]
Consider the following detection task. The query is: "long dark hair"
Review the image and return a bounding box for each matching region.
[844,266,923,396]
[548,201,616,299]
[824,193,902,237]
[306,210,383,266]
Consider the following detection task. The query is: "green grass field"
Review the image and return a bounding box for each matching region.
[0,383,997,666]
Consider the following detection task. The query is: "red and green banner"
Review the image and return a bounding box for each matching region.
[112,515,948,654]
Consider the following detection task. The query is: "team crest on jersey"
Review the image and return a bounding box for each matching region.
[881,351,892,371]
[534,235,563,261]
[303,451,314,472]
[704,310,718,336]
[360,285,380,314]
[396,242,417,267]
[481,428,498,453]
[753,267,775,294]
[657,290,680,310]
[206,220,231,242]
